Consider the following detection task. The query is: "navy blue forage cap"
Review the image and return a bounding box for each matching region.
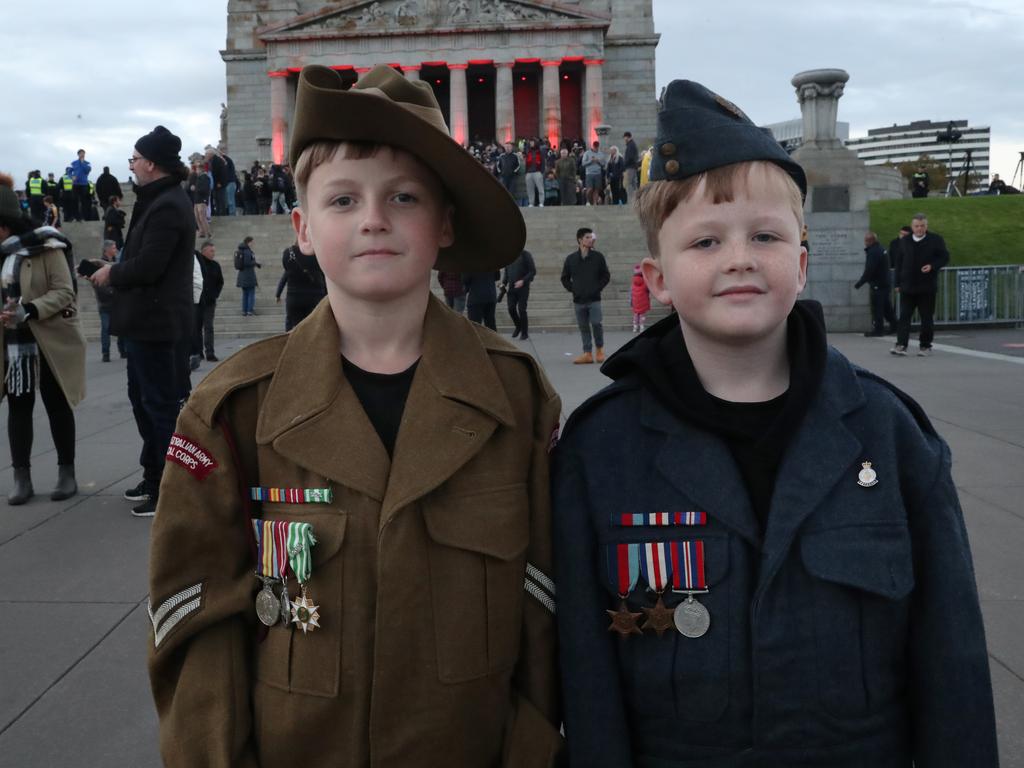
[650,80,807,198]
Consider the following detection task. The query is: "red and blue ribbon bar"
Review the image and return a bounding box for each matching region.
[614,512,708,527]
[252,519,290,580]
[640,541,671,592]
[250,487,333,504]
[670,540,706,591]
[607,543,641,597]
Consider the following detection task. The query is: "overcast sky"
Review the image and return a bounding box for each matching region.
[2,1,1021,185]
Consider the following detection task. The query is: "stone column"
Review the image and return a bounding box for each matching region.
[541,60,562,148]
[449,64,469,145]
[495,62,515,144]
[404,65,420,81]
[269,72,289,165]
[791,69,849,150]
[584,59,604,146]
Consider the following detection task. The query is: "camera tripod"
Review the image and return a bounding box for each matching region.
[945,148,974,197]
[1012,151,1024,190]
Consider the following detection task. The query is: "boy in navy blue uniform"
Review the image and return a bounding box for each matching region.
[552,80,997,767]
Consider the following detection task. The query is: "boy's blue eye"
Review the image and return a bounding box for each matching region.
[393,192,417,203]
[332,196,353,207]
[694,238,716,249]
[753,233,778,243]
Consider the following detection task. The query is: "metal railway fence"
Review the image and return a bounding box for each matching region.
[896,265,1024,327]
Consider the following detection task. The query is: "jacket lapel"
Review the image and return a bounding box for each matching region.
[644,390,763,548]
[381,297,515,522]
[255,301,390,501]
[757,351,866,589]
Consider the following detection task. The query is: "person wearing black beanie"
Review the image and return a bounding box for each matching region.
[85,126,196,516]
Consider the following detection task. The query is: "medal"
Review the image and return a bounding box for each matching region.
[606,600,643,636]
[857,461,878,487]
[290,586,321,634]
[641,595,675,637]
[615,511,708,527]
[250,486,334,504]
[255,578,281,627]
[673,595,711,638]
[669,540,711,639]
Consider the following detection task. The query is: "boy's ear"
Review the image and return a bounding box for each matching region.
[796,244,808,295]
[292,206,315,256]
[641,255,672,306]
[438,204,455,250]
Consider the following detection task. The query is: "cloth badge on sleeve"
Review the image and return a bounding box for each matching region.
[166,433,218,480]
[547,422,560,454]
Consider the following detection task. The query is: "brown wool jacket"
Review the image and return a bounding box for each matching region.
[147,296,564,767]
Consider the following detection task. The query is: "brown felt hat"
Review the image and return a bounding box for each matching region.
[290,64,525,272]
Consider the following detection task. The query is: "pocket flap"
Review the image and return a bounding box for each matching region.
[423,485,529,561]
[801,523,914,600]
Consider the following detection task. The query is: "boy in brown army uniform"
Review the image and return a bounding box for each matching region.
[147,65,563,767]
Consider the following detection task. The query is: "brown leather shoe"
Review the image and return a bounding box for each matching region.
[595,347,606,363]
[573,351,594,364]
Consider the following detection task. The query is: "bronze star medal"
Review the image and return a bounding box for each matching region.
[641,595,675,637]
[607,600,643,637]
[290,590,321,634]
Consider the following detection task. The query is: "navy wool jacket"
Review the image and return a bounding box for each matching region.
[552,347,996,768]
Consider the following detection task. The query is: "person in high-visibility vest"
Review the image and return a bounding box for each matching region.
[60,170,78,222]
[25,171,44,222]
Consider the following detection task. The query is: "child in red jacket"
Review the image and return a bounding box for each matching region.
[630,262,650,332]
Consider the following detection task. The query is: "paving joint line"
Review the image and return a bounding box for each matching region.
[959,487,1024,524]
[989,651,1024,685]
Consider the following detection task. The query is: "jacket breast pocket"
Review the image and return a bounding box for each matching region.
[423,484,530,684]
[610,534,732,723]
[801,522,915,718]
[254,512,347,697]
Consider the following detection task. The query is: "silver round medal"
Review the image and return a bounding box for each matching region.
[256,585,281,627]
[674,596,710,638]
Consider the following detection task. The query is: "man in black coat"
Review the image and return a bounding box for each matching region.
[892,214,949,357]
[561,227,610,364]
[887,225,911,269]
[502,249,536,340]
[89,125,195,516]
[855,231,896,337]
[195,241,224,361]
[463,271,500,331]
[95,166,121,215]
[206,145,231,216]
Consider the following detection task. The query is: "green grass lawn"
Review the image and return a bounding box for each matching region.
[869,195,1024,266]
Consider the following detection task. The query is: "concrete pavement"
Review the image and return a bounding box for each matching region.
[0,324,1022,767]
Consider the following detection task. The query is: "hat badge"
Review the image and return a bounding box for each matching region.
[713,93,748,121]
[857,461,878,488]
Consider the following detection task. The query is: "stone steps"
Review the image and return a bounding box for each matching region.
[62,205,670,340]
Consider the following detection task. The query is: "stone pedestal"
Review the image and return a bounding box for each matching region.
[790,69,871,332]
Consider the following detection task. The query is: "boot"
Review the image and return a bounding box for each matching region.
[573,351,594,365]
[51,465,78,501]
[8,468,33,506]
[595,347,606,363]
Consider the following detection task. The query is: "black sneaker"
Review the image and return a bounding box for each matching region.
[102,353,111,362]
[206,353,219,362]
[124,481,150,501]
[131,496,157,517]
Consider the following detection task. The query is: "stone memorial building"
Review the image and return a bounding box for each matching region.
[221,0,659,169]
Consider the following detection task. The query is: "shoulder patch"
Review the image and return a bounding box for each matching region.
[189,334,288,427]
[854,366,937,437]
[166,433,218,480]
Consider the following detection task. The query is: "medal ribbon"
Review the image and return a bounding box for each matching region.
[615,512,708,527]
[640,541,672,592]
[286,522,317,585]
[670,540,707,591]
[250,487,333,504]
[606,542,641,597]
[251,519,296,580]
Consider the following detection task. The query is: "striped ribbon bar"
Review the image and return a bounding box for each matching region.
[252,519,289,580]
[250,487,333,504]
[670,540,707,591]
[615,512,708,527]
[606,542,641,597]
[640,541,672,592]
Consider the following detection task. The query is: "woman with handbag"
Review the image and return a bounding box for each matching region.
[0,173,87,504]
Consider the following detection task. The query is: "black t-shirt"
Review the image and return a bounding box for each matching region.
[342,357,419,457]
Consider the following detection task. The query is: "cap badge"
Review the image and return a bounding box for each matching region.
[857,461,878,488]
[713,93,748,121]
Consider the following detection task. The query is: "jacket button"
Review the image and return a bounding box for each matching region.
[660,142,676,157]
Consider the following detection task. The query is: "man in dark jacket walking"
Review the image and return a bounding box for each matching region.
[561,227,610,364]
[503,249,536,339]
[463,271,500,331]
[89,125,195,516]
[95,166,121,215]
[855,231,896,337]
[195,241,224,361]
[892,214,949,356]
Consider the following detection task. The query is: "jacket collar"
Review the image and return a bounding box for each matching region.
[255,296,515,514]
[644,347,866,552]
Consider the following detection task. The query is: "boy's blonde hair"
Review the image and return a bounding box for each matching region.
[634,161,804,257]
[293,140,449,209]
